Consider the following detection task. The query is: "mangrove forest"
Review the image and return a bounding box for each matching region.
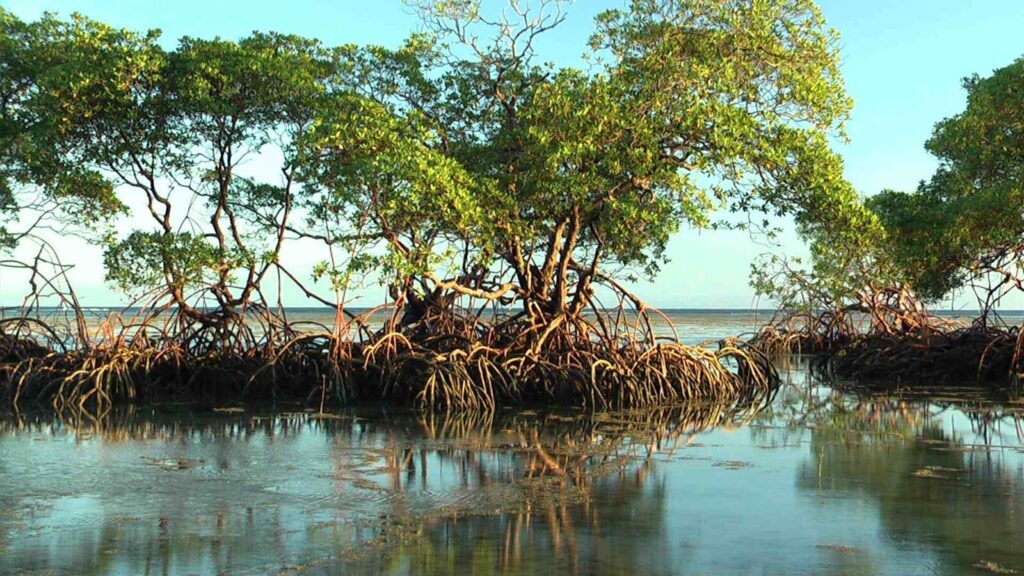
[1,0,863,412]
[6,1,1024,575]
[1,0,1024,412]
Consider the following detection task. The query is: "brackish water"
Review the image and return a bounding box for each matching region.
[1,314,1023,575]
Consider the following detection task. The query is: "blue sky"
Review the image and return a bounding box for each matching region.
[2,0,1023,308]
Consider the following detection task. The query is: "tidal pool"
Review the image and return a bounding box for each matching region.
[1,368,1023,575]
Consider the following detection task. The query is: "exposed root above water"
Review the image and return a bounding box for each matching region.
[1,304,779,412]
[751,288,1024,387]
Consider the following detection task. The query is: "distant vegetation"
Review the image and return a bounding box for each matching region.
[755,55,1024,386]
[0,0,893,410]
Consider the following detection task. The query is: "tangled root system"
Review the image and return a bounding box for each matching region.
[752,286,1024,387]
[1,302,779,412]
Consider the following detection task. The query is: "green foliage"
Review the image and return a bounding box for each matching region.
[303,0,858,313]
[0,8,128,250]
[768,54,1024,313]
[0,8,348,313]
[927,59,1024,186]
[3,1,863,323]
[0,179,15,251]
[867,57,1024,302]
[104,231,221,295]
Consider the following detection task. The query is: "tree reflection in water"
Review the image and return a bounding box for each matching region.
[787,382,1024,575]
[0,394,769,575]
[2,376,1024,575]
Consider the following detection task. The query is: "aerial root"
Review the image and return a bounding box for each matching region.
[752,302,1024,385]
[2,305,779,411]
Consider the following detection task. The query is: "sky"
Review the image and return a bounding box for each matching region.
[2,0,1024,309]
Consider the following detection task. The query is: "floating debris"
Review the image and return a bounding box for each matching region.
[713,460,753,469]
[911,466,961,479]
[141,456,204,471]
[974,560,1017,574]
[815,544,863,554]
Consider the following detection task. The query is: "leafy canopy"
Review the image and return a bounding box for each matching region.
[307,0,859,315]
[2,1,865,324]
[868,57,1024,302]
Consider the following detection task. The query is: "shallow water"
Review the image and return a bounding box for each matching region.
[2,307,1023,575]
[2,367,1023,576]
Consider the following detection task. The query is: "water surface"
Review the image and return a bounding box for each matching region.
[2,374,1023,575]
[2,313,1023,575]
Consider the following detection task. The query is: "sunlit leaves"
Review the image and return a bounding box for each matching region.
[104,231,221,296]
[868,57,1024,301]
[2,0,861,315]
